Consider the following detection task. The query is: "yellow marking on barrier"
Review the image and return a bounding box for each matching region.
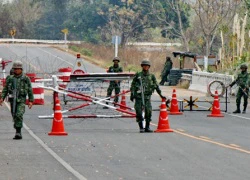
[184,105,189,109]
[193,104,199,108]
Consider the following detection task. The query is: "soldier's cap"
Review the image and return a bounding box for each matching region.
[113,57,120,62]
[141,59,151,66]
[12,61,23,69]
[240,64,248,69]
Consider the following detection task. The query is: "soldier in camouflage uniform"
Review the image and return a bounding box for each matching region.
[103,57,123,109]
[229,64,249,114]
[159,56,173,85]
[0,61,34,139]
[130,59,166,133]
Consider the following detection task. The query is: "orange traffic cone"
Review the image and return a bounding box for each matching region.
[48,98,68,135]
[207,90,224,117]
[120,90,127,110]
[155,98,173,133]
[169,89,183,115]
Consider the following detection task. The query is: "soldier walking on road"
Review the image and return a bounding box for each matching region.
[103,57,123,109]
[0,61,34,140]
[159,56,173,85]
[130,59,166,133]
[229,64,249,114]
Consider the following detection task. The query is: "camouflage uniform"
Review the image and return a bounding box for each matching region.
[106,58,123,103]
[229,64,249,113]
[1,73,34,128]
[130,60,165,133]
[159,57,173,85]
[1,61,34,139]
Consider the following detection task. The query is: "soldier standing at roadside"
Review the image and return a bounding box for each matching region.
[130,59,166,133]
[0,61,34,140]
[229,64,249,114]
[159,56,173,85]
[103,57,123,109]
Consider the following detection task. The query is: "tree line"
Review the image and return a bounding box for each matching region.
[0,0,249,60]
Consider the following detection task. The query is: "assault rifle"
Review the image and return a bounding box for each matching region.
[235,78,250,99]
[11,78,19,115]
[138,76,145,123]
[11,88,18,115]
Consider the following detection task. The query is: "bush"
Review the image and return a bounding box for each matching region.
[69,43,179,81]
[80,48,92,57]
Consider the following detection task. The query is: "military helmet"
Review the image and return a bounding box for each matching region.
[240,64,248,69]
[113,57,120,62]
[141,59,151,66]
[12,61,23,69]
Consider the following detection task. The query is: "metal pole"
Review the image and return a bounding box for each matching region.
[115,36,118,57]
[225,88,228,112]
[64,33,67,44]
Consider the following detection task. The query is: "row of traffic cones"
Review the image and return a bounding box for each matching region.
[154,89,224,133]
[47,89,223,136]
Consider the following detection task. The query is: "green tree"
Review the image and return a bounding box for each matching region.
[157,0,191,51]
[64,1,106,43]
[99,0,164,47]
[0,3,13,38]
[32,0,68,39]
[190,0,241,56]
[0,0,42,38]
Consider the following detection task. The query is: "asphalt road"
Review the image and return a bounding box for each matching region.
[0,44,250,180]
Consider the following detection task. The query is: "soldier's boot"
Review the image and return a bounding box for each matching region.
[138,122,144,133]
[233,105,241,114]
[233,109,241,113]
[103,102,109,109]
[144,122,153,133]
[242,106,247,114]
[113,96,119,107]
[13,127,22,140]
[159,80,164,85]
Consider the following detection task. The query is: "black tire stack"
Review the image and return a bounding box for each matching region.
[169,69,193,86]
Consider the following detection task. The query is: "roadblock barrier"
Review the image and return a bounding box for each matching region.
[189,71,234,93]
[26,73,44,105]
[58,67,72,89]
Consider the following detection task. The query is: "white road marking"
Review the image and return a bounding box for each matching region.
[5,102,87,180]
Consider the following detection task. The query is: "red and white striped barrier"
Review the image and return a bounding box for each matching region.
[26,73,44,105]
[57,67,72,89]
